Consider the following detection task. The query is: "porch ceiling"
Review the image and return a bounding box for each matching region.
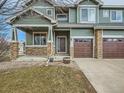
[17,27,49,32]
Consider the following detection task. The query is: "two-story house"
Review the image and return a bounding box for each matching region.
[7,0,124,60]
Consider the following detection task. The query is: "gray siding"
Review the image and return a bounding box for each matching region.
[99,9,110,23]
[99,8,124,23]
[70,29,94,36]
[26,32,33,45]
[34,8,55,19]
[69,8,77,23]
[103,30,124,35]
[14,16,51,25]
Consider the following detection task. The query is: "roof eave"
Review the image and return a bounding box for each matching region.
[94,26,124,29]
[101,5,124,8]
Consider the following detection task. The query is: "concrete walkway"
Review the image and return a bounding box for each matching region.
[75,59,124,93]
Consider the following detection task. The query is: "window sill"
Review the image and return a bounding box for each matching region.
[110,20,123,23]
[25,45,47,48]
[80,21,96,23]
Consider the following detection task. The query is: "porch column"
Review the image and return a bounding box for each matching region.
[47,26,54,56]
[70,38,74,58]
[95,29,103,59]
[10,27,19,60]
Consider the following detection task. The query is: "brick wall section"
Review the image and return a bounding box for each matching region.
[95,29,103,59]
[10,42,19,60]
[26,47,47,56]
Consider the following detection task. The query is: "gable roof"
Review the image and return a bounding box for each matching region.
[6,7,56,24]
[76,0,104,5]
[25,0,56,6]
[45,0,57,6]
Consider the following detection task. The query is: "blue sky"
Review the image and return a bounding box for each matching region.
[18,30,25,42]
[18,0,124,42]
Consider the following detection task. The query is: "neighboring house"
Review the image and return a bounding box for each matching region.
[7,0,124,60]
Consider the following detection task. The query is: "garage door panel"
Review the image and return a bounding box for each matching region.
[103,38,124,58]
[74,39,93,58]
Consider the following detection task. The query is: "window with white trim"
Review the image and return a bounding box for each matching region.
[33,33,47,45]
[57,14,68,21]
[46,9,52,16]
[110,10,123,22]
[103,10,109,17]
[80,8,96,23]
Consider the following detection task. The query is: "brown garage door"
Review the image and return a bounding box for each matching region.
[74,38,93,58]
[103,38,124,58]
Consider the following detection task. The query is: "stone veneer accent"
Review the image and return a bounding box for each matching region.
[26,47,47,56]
[47,42,54,56]
[10,42,19,60]
[70,47,74,58]
[95,29,103,59]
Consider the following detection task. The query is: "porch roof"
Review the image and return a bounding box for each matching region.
[56,23,124,29]
[94,23,124,29]
[57,23,94,28]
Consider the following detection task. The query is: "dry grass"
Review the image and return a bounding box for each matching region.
[0,55,10,62]
[0,66,92,93]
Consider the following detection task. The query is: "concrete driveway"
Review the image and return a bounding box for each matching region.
[75,59,124,93]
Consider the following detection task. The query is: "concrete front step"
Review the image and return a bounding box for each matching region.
[16,56,47,62]
[15,56,71,62]
[53,56,71,62]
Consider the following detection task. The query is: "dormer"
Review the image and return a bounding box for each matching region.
[77,0,103,23]
[55,7,69,23]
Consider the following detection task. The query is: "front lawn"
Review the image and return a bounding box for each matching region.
[0,66,96,93]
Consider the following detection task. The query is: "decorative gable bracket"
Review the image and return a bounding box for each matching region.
[6,7,57,24]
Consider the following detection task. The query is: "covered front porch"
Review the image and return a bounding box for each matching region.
[10,25,71,61]
[10,25,54,60]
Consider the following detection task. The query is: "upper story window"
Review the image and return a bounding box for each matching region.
[57,14,68,21]
[110,10,123,22]
[33,32,47,45]
[103,10,109,17]
[80,8,96,23]
[46,9,52,17]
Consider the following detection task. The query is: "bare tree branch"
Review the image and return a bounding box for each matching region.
[0,0,28,61]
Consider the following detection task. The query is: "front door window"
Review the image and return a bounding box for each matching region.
[57,36,67,53]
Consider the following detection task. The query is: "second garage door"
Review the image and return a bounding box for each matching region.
[103,38,124,58]
[74,38,93,58]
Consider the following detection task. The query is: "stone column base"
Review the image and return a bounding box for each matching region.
[95,29,103,59]
[10,41,19,60]
[70,47,74,59]
[47,42,53,56]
